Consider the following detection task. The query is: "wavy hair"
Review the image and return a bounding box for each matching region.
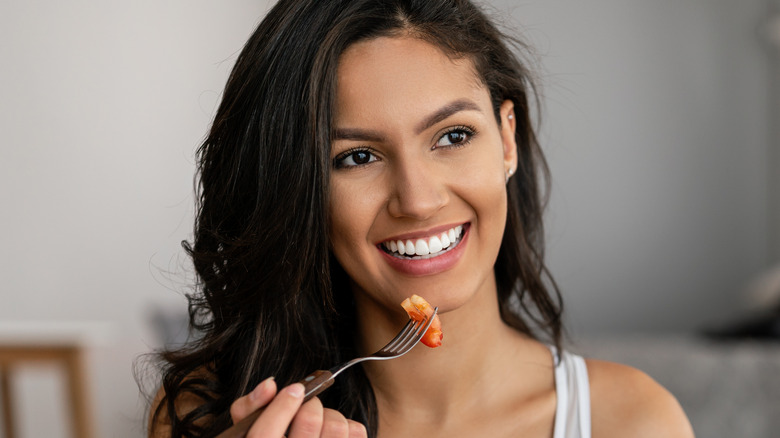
[150,0,562,436]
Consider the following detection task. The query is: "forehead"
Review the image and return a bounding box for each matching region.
[335,36,489,124]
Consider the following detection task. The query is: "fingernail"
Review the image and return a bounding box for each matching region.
[249,376,274,401]
[285,383,304,398]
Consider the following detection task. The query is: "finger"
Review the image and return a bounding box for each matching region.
[246,383,306,438]
[347,420,368,438]
[287,397,324,437]
[320,408,350,438]
[230,377,277,423]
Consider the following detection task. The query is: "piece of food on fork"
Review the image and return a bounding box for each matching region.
[400,294,443,348]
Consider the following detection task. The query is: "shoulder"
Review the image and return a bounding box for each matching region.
[585,359,695,438]
[147,368,216,437]
[148,385,172,437]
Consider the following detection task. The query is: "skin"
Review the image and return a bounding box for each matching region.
[150,35,695,438]
[328,35,518,352]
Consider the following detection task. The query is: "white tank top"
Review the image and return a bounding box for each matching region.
[551,349,591,438]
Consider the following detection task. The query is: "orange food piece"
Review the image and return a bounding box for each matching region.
[400,294,442,348]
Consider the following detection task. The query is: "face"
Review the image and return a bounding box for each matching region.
[329,36,518,317]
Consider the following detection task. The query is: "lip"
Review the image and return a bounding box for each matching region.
[377,222,466,244]
[377,223,470,277]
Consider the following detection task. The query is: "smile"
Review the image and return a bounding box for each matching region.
[380,225,465,259]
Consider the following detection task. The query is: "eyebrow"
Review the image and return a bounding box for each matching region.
[332,127,385,142]
[414,98,481,135]
[332,98,482,142]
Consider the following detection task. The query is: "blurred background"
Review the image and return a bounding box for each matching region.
[0,0,777,436]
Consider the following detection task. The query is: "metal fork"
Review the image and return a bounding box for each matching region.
[217,307,438,438]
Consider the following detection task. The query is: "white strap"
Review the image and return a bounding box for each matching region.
[551,349,591,438]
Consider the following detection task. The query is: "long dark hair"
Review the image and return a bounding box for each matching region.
[150,0,562,436]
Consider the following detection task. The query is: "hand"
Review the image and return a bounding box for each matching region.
[229,377,368,438]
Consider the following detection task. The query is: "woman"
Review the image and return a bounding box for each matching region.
[149,0,694,437]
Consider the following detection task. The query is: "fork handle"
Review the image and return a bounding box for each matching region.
[215,370,335,438]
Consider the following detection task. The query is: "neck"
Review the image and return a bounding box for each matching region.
[351,278,551,426]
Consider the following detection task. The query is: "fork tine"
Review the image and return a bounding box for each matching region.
[382,318,421,351]
[392,315,430,353]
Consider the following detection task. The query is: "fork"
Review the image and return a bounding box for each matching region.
[216,307,438,438]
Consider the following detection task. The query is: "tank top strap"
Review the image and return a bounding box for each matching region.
[550,347,591,438]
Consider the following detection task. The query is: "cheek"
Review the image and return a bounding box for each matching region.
[455,156,507,208]
[451,156,509,240]
[328,181,383,259]
[472,181,508,227]
[328,190,357,255]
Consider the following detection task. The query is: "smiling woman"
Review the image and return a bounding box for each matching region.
[329,36,515,310]
[146,1,694,437]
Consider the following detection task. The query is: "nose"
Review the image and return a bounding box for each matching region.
[386,158,449,220]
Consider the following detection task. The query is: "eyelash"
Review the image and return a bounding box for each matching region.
[332,147,378,169]
[435,125,477,149]
[332,124,479,169]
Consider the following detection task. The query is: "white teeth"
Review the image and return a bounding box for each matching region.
[428,236,443,253]
[414,239,429,256]
[382,225,465,258]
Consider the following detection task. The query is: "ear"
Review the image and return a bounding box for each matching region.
[499,100,518,179]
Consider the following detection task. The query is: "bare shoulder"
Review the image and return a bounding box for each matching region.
[148,385,172,437]
[586,359,695,438]
[147,369,215,437]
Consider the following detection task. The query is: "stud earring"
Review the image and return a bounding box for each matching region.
[507,114,514,120]
[505,167,514,183]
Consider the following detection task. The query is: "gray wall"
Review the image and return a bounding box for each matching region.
[771,0,780,266]
[0,1,272,436]
[493,0,775,333]
[0,0,775,436]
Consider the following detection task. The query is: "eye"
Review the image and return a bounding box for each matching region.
[333,148,379,169]
[435,126,476,148]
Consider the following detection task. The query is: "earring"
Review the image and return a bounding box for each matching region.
[507,114,514,120]
[505,167,514,183]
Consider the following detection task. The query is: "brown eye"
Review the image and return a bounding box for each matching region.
[435,127,475,148]
[333,148,378,169]
[351,150,371,164]
[446,132,466,143]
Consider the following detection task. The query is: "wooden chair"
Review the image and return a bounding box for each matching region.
[0,322,103,438]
